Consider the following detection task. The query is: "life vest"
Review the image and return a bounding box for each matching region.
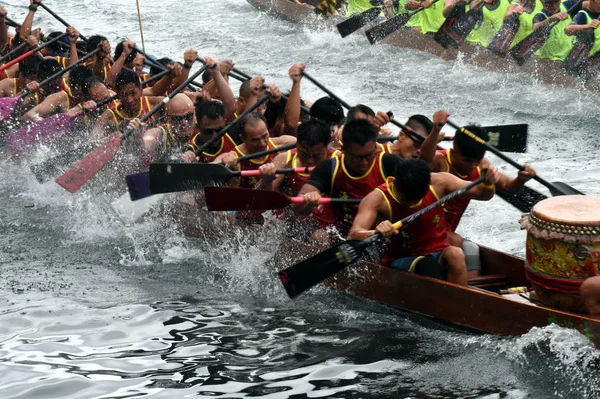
[186,130,238,163]
[577,9,600,56]
[234,138,280,188]
[510,0,544,48]
[466,0,511,47]
[535,5,574,60]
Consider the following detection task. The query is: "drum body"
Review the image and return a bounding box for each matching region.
[520,196,600,313]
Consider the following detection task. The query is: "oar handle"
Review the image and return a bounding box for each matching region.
[288,197,362,204]
[237,143,296,163]
[446,120,558,191]
[0,32,69,72]
[140,68,171,86]
[195,93,271,155]
[302,71,351,110]
[0,41,28,63]
[237,166,315,177]
[5,17,20,28]
[35,2,89,42]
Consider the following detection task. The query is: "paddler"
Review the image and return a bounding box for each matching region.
[532,0,573,61]
[0,56,39,98]
[466,0,512,48]
[0,5,8,54]
[505,0,544,49]
[292,119,402,236]
[215,111,297,189]
[565,0,600,73]
[384,0,446,34]
[92,69,163,137]
[348,157,499,286]
[429,125,536,277]
[23,65,112,122]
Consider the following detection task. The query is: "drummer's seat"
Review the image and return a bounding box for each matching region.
[468,274,508,291]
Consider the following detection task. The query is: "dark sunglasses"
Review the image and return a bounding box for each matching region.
[170,112,194,124]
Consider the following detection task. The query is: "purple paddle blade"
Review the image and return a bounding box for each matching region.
[126,171,152,201]
[5,113,77,157]
[0,96,19,121]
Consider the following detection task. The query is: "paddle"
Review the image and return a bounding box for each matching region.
[434,1,483,49]
[377,123,528,153]
[0,32,68,73]
[35,2,89,41]
[446,121,576,197]
[365,0,440,44]
[5,17,20,28]
[495,186,548,213]
[144,143,297,197]
[487,14,520,57]
[279,174,487,298]
[205,186,362,211]
[4,69,171,157]
[150,165,314,195]
[337,7,382,38]
[0,47,101,121]
[54,65,207,193]
[0,42,28,63]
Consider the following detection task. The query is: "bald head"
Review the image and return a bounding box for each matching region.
[166,93,194,117]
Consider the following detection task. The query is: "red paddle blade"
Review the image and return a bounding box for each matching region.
[205,187,293,211]
[0,96,19,121]
[5,113,77,157]
[55,138,122,193]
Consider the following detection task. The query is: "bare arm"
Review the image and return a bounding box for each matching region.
[105,40,135,89]
[19,1,38,41]
[272,135,297,147]
[23,92,67,122]
[210,58,237,122]
[284,63,305,137]
[418,110,447,164]
[566,19,600,34]
[429,150,448,172]
[482,158,536,193]
[257,153,288,190]
[348,190,386,240]
[66,27,79,66]
[0,7,7,51]
[432,171,495,201]
[92,109,116,138]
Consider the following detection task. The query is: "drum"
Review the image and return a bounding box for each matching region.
[519,195,600,313]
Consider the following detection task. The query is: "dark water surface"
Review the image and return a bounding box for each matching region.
[2,0,600,397]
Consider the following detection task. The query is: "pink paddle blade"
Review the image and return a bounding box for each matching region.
[55,138,122,193]
[0,96,20,121]
[5,113,77,157]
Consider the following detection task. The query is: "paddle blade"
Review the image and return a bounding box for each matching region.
[496,186,547,213]
[126,171,152,201]
[509,24,553,65]
[5,113,77,157]
[549,182,584,196]
[486,16,520,57]
[0,96,19,121]
[55,138,121,193]
[205,187,292,211]
[149,163,235,195]
[365,12,411,44]
[337,7,382,38]
[484,123,527,153]
[279,238,373,298]
[111,191,165,225]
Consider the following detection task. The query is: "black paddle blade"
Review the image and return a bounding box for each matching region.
[126,171,151,201]
[365,12,411,44]
[549,182,584,196]
[496,186,548,213]
[337,7,382,38]
[434,4,467,48]
[487,16,520,57]
[149,163,235,194]
[485,123,527,153]
[279,239,369,298]
[445,7,483,48]
[509,23,553,65]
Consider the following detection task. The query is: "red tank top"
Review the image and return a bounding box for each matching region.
[186,129,238,163]
[377,178,449,265]
[439,149,481,232]
[280,147,339,224]
[330,151,387,232]
[234,139,279,188]
[107,96,154,132]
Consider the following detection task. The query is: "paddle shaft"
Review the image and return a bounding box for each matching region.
[5,17,20,28]
[0,42,28,63]
[236,167,313,178]
[18,47,101,99]
[142,49,203,89]
[35,2,89,41]
[236,143,296,163]
[0,32,68,72]
[446,120,558,192]
[366,0,439,43]
[195,93,271,155]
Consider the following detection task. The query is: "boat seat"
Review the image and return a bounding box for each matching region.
[468,274,508,291]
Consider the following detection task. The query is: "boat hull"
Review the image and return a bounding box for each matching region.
[245,0,600,91]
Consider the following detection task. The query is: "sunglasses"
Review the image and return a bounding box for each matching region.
[170,112,194,124]
[345,150,378,163]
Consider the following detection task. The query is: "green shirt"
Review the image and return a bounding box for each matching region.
[535,5,574,60]
[510,0,544,48]
[466,0,511,47]
[346,0,375,16]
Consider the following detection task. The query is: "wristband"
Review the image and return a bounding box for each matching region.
[183,63,192,70]
[29,5,38,11]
